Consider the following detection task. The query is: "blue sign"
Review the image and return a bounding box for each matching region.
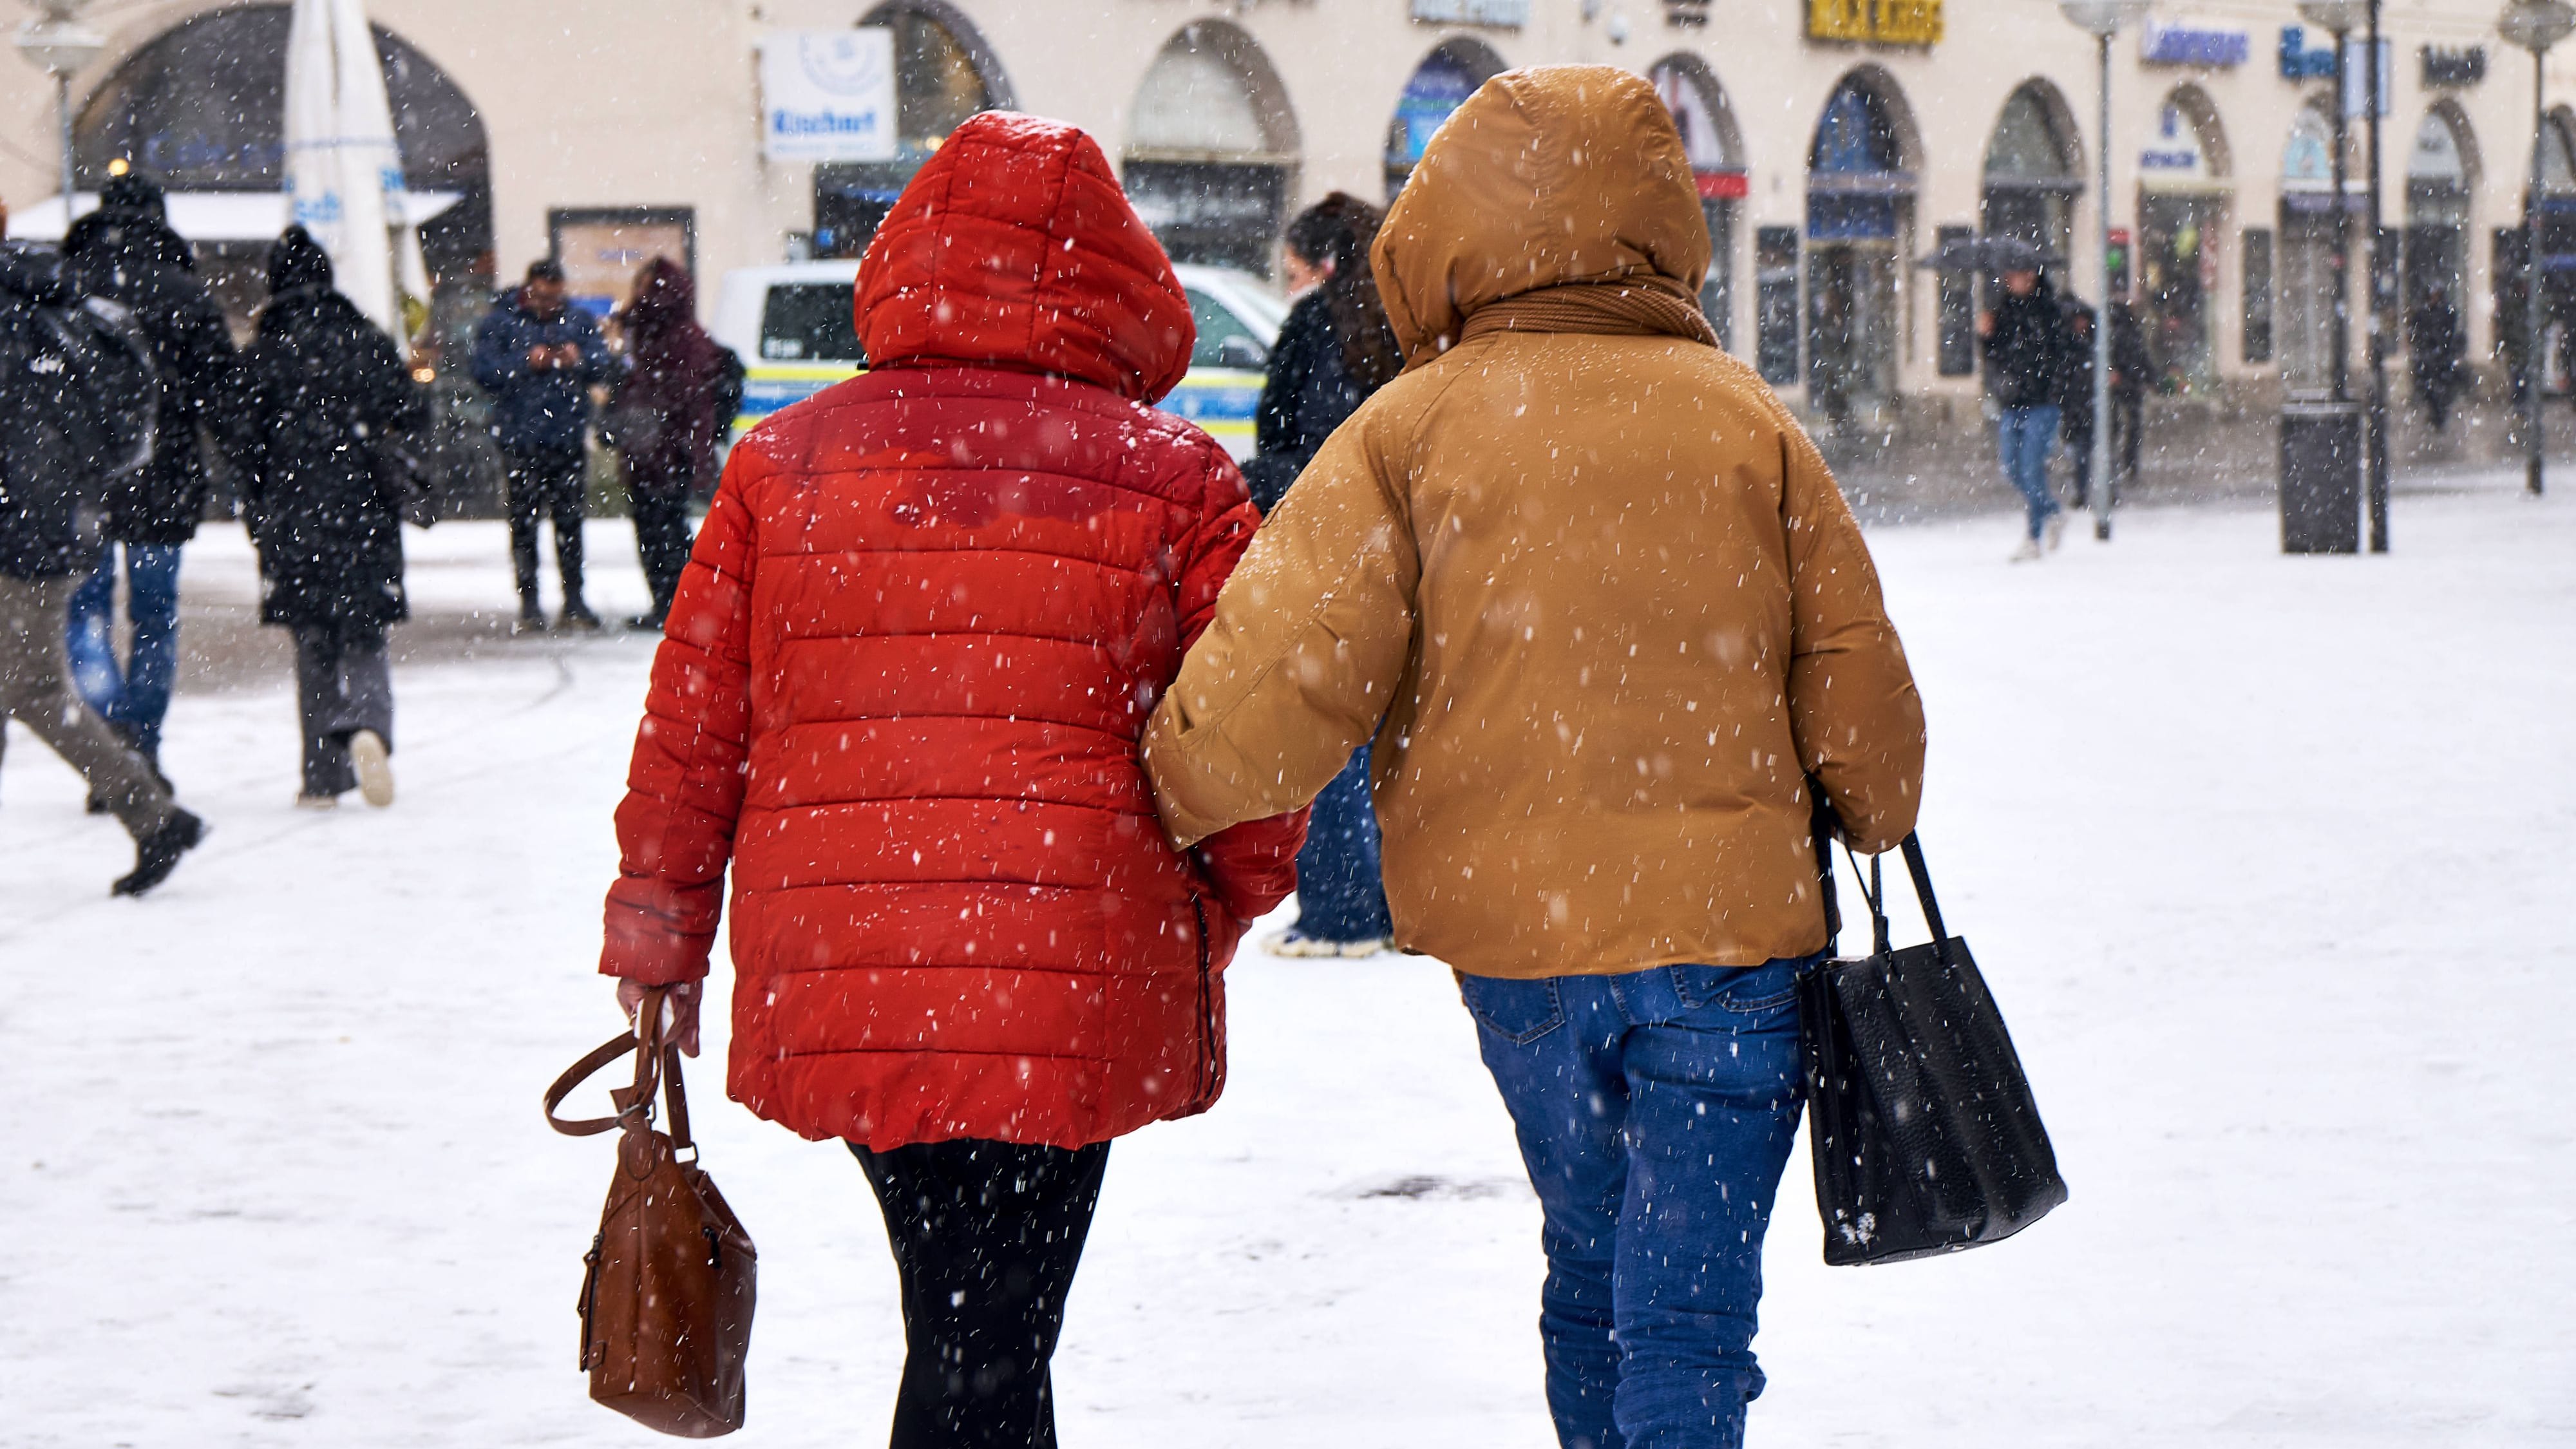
[2278,25,2336,79]
[2143,23,2249,67]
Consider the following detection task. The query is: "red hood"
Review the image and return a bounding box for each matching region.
[855,112,1195,402]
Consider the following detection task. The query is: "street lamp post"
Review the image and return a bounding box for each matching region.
[2058,0,2147,544]
[2365,0,2391,552]
[12,1,104,218]
[2301,1,2363,406]
[2502,0,2576,498]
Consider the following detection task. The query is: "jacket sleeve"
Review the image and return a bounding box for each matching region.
[574,314,617,387]
[600,448,761,983]
[1254,303,1316,461]
[1775,417,1926,854]
[1144,405,1418,850]
[466,308,517,395]
[1165,436,1309,920]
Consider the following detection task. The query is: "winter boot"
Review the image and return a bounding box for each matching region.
[350,729,395,808]
[113,809,205,898]
[514,592,548,636]
[559,600,604,632]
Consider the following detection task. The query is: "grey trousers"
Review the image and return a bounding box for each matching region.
[0,574,176,839]
[293,621,393,798]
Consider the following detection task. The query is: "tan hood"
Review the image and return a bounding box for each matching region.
[1371,65,1712,368]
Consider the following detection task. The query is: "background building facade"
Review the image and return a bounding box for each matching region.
[3,0,2566,431]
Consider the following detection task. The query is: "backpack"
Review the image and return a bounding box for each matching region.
[41,294,160,485]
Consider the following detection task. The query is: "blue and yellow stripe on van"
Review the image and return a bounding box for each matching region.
[735,361,1265,457]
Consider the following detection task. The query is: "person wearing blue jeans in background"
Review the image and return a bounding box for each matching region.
[67,542,182,762]
[57,171,239,786]
[1275,744,1394,956]
[1978,265,2072,563]
[1142,68,1930,1448]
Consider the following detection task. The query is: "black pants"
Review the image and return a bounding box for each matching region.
[852,1138,1110,1449]
[630,489,695,620]
[2110,392,2144,480]
[2065,421,2096,509]
[506,451,587,612]
[292,620,392,797]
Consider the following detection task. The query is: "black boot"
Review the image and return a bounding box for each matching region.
[114,809,205,898]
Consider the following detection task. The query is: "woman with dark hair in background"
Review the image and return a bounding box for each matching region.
[225,227,428,808]
[1242,193,1404,958]
[602,258,741,630]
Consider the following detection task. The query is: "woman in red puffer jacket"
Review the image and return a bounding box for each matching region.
[596,112,1305,1444]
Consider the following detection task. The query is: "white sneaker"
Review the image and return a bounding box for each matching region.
[2008,537,2044,564]
[2044,512,2068,552]
[294,792,341,810]
[1266,929,1349,958]
[351,730,395,808]
[1336,936,1392,959]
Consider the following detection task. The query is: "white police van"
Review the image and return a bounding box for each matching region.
[709,261,1286,459]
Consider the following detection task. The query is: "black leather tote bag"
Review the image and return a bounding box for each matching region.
[1801,809,2068,1265]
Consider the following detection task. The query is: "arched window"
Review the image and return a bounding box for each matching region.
[1803,72,1916,426]
[1123,21,1300,276]
[1651,55,1743,350]
[72,5,488,286]
[2403,105,2476,352]
[1385,39,1505,198]
[2138,86,2231,392]
[813,1,1010,258]
[1982,82,2079,260]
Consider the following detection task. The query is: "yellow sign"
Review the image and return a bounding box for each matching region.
[1809,0,1942,44]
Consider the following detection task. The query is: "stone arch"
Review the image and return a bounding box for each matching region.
[1123,20,1301,275]
[1982,78,2083,259]
[1648,52,1745,348]
[72,5,489,287]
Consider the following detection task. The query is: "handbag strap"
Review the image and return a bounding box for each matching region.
[1899,835,1950,943]
[542,986,696,1141]
[1808,784,1842,953]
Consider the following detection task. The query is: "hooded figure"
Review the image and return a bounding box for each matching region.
[1142,67,1925,1449]
[59,171,238,768]
[601,258,739,626]
[222,226,427,807]
[594,111,1305,1444]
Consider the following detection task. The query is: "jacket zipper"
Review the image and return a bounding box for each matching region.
[1189,895,1215,1108]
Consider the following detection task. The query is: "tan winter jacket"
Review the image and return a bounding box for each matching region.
[1142,66,1926,980]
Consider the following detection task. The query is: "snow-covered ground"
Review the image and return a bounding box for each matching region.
[1,485,2570,1447]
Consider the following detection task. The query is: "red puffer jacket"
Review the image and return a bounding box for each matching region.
[599,112,1305,1151]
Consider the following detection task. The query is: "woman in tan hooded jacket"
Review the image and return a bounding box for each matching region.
[1144,66,1926,1448]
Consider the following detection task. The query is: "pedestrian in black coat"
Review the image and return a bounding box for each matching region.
[1239,193,1405,956]
[2108,297,2151,481]
[59,173,238,770]
[2409,287,2468,432]
[223,227,427,808]
[2058,298,2101,508]
[0,226,204,893]
[1241,193,1402,516]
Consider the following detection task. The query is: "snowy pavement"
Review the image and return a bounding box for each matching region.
[1,487,2570,1446]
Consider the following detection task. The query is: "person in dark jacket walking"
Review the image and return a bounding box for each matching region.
[223,228,428,808]
[2108,294,2151,483]
[59,173,236,781]
[469,258,612,632]
[2058,297,2100,509]
[1242,194,1404,958]
[1980,267,2070,560]
[2409,285,2468,432]
[0,214,204,895]
[600,258,736,630]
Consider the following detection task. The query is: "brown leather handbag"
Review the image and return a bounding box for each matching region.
[544,989,756,1437]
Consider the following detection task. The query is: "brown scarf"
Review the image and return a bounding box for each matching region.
[1459,276,1719,350]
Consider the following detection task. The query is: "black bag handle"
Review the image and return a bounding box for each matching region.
[1808,776,1951,954]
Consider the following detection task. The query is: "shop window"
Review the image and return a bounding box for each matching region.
[1125,21,1300,278]
[2244,227,2274,363]
[1756,225,1801,385]
[1935,224,1977,375]
[814,3,1007,259]
[1387,40,1506,199]
[549,207,693,321]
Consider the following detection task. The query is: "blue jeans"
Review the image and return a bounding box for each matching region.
[1463,959,1810,1449]
[1292,745,1392,942]
[66,542,183,758]
[1994,404,2063,540]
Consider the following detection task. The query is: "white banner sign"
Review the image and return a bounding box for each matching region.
[762,30,897,163]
